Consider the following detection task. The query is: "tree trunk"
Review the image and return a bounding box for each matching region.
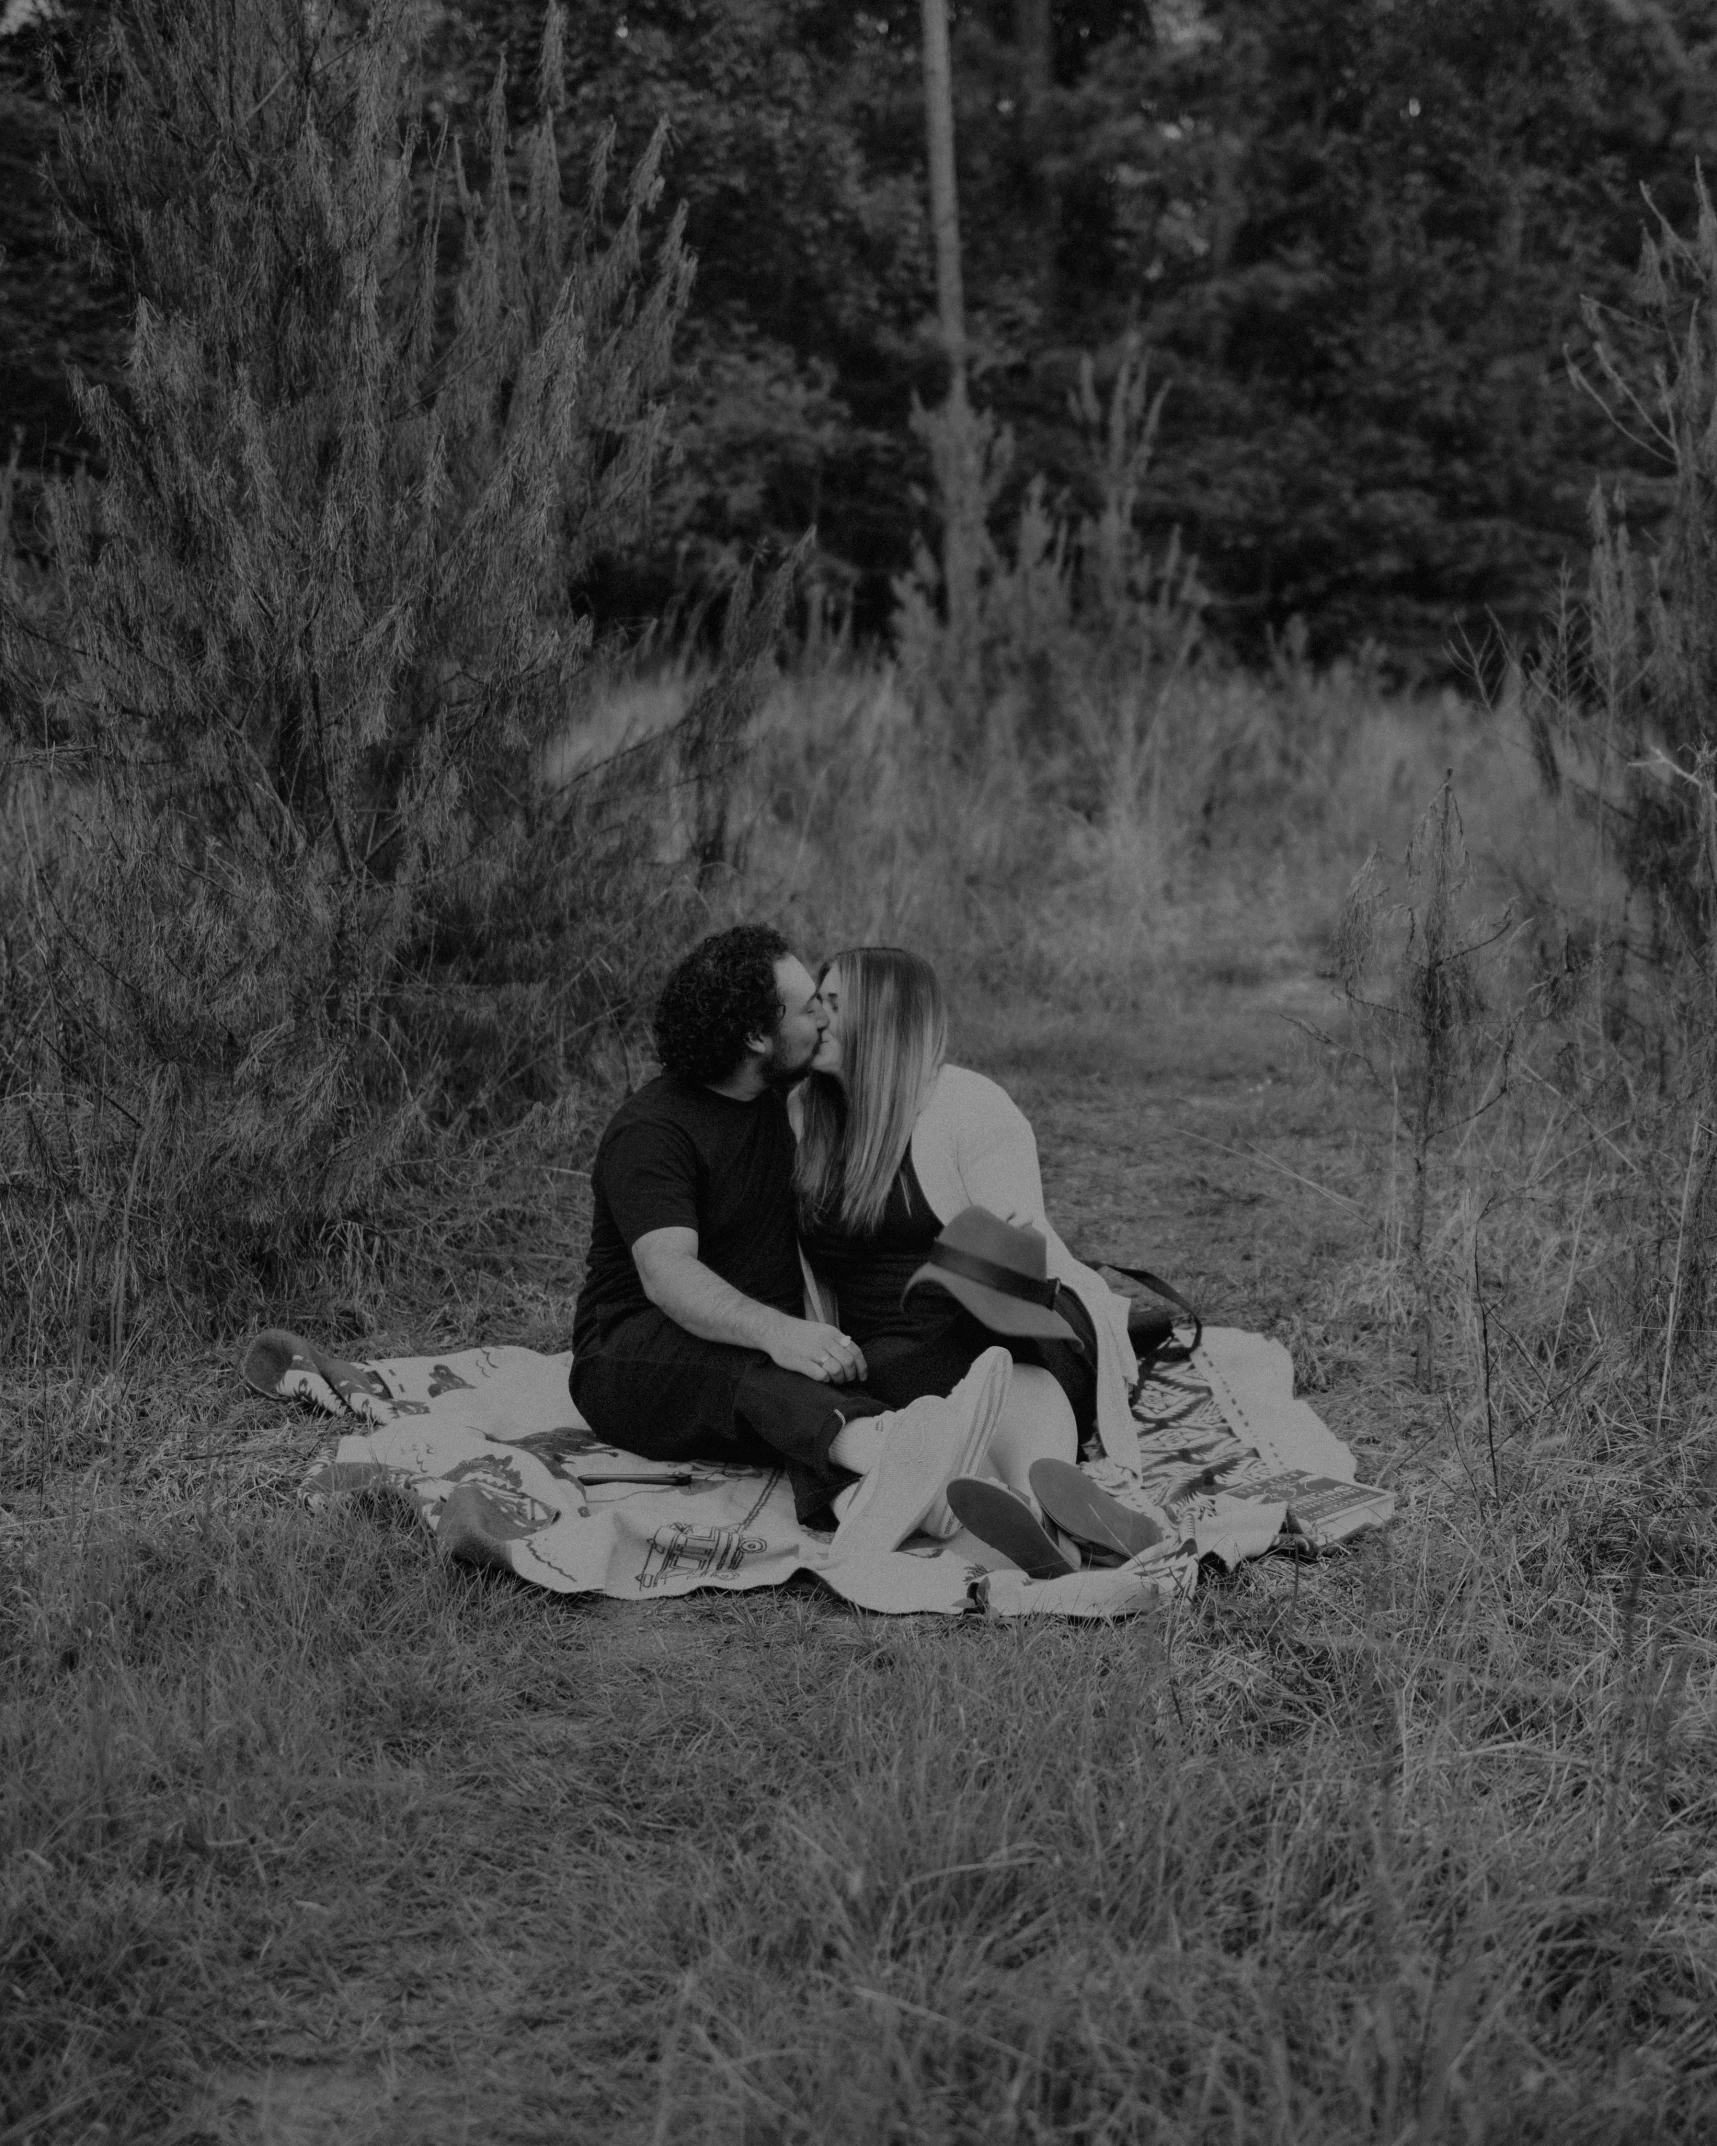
[919,0,980,726]
[1013,0,1055,310]
[1014,0,1050,100]
[920,0,967,397]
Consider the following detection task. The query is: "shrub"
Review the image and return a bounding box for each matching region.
[1528,173,1717,1051]
[892,334,1207,791]
[1512,172,1717,1394]
[1327,781,1528,1390]
[0,0,715,1348]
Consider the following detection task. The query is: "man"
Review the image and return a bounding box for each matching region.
[570,925,1010,1557]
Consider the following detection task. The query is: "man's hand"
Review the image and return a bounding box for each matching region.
[765,1319,869,1384]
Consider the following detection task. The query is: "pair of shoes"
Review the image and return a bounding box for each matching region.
[828,1348,1013,1560]
[946,1462,1168,1579]
[944,1478,1075,1579]
[1030,1460,1165,1558]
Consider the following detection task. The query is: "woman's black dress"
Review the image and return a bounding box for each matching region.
[801,1148,1097,1435]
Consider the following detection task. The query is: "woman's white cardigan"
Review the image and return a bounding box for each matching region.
[802,1062,1141,1469]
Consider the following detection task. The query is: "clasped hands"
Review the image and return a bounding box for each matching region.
[768,1318,869,1384]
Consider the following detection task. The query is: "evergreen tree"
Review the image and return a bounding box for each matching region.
[0,0,695,1323]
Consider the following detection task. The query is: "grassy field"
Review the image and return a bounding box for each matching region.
[5,669,1717,2142]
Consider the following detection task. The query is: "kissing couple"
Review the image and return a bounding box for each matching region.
[569,925,1164,1575]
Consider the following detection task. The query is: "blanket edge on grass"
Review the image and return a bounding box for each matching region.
[243,1326,1392,1619]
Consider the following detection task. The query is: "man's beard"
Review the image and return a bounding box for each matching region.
[758,1030,819,1089]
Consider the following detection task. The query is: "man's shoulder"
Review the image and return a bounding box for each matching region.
[599,1074,788,1148]
[595,1075,698,1159]
[603,1072,680,1130]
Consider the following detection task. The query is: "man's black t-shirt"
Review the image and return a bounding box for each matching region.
[572,1075,803,1357]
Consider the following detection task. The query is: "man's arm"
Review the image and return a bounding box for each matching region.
[633,1227,867,1384]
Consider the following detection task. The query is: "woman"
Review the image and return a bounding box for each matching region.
[791,947,1142,1507]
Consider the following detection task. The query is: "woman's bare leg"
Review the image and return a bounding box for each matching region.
[982,1365,1076,1512]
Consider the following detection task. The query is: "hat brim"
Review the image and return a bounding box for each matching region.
[903,1264,1082,1344]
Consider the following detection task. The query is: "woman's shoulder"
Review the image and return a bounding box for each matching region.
[919,1063,1032,1136]
[929,1061,1014,1103]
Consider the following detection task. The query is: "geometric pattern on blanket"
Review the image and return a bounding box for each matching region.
[242,1325,1392,1622]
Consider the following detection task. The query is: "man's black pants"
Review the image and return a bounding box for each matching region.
[569,1308,889,1524]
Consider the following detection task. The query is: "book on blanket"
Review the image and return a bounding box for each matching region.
[244,1324,1394,1620]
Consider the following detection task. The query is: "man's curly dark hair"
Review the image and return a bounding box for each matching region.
[654,925,793,1084]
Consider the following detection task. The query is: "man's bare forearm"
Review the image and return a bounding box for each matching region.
[627,1226,865,1384]
[641,1248,794,1354]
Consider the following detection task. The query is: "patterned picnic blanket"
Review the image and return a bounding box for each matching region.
[242,1326,1394,1620]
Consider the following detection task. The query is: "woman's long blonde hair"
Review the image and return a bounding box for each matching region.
[795,947,947,1236]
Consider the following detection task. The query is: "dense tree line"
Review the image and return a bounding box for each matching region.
[4,0,1716,664]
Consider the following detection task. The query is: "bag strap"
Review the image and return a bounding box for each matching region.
[1086,1258,1204,1361]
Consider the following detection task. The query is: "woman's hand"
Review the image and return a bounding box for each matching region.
[766,1318,869,1384]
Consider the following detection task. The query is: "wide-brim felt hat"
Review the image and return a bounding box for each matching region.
[903,1205,1082,1343]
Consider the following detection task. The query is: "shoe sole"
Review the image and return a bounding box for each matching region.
[945,1478,1076,1578]
[1029,1459,1165,1559]
[829,1350,1012,1560]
